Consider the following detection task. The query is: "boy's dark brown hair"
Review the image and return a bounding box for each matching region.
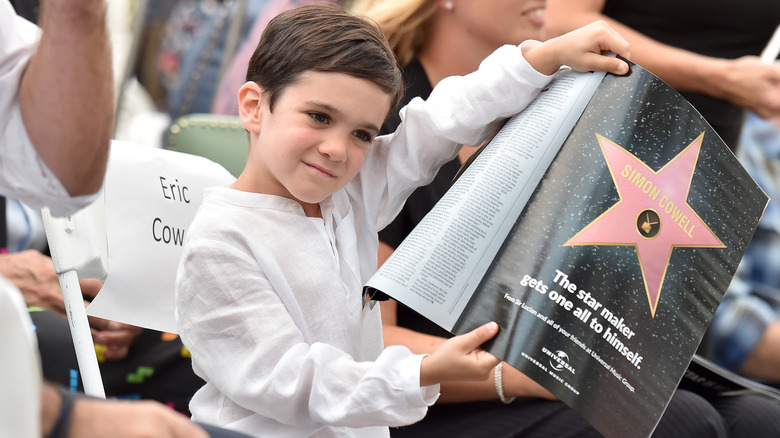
[246,3,404,113]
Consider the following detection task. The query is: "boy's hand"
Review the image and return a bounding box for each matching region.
[419,321,501,386]
[525,20,630,76]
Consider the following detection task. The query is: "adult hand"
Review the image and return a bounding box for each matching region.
[0,249,66,314]
[42,383,210,438]
[0,250,140,360]
[81,277,141,361]
[709,57,780,120]
[89,316,144,361]
[0,249,104,314]
[81,272,142,361]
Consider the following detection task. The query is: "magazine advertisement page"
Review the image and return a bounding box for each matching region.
[450,65,768,437]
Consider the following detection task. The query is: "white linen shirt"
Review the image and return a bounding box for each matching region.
[175,42,553,438]
[0,0,98,217]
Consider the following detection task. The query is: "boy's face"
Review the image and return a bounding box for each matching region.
[242,71,392,216]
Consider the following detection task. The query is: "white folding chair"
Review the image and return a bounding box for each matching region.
[42,140,235,397]
[0,280,43,438]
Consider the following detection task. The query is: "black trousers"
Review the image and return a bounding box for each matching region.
[390,388,780,437]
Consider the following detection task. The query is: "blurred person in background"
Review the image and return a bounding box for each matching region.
[543,0,780,151]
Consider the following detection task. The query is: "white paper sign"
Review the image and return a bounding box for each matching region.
[87,141,235,333]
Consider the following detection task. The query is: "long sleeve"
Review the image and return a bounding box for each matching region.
[356,43,553,232]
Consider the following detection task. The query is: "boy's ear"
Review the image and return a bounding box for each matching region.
[238,81,265,133]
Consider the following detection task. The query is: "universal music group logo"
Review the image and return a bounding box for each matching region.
[542,347,576,375]
[521,347,580,395]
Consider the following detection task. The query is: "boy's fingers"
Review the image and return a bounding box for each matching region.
[608,57,630,75]
[462,321,499,349]
[591,20,630,60]
[583,53,630,76]
[603,36,630,61]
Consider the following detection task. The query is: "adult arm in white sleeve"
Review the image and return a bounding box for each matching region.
[19,0,113,198]
[0,0,112,216]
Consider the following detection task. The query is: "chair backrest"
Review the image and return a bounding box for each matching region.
[164,113,249,177]
[45,140,236,334]
[42,140,234,396]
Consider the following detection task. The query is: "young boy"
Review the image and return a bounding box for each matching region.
[175,4,629,437]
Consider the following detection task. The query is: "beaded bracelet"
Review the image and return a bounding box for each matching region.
[48,387,82,438]
[494,362,516,404]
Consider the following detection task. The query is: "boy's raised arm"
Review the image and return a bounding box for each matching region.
[395,21,629,149]
[374,21,630,229]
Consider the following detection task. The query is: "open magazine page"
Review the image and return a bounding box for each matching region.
[450,64,768,437]
[364,68,607,330]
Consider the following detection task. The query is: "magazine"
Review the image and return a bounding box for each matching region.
[680,354,780,401]
[364,62,769,437]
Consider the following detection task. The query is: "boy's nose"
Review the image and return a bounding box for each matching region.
[319,137,348,161]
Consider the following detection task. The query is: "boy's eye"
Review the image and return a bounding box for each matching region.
[353,130,373,143]
[308,112,329,124]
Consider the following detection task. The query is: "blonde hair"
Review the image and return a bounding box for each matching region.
[350,0,438,66]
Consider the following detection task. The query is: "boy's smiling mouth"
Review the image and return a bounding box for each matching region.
[305,161,337,178]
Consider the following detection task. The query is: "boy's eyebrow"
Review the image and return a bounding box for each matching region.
[306,100,381,134]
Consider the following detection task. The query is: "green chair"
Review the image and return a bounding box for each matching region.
[164,113,249,177]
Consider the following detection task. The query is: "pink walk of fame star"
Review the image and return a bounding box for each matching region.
[564,133,724,317]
